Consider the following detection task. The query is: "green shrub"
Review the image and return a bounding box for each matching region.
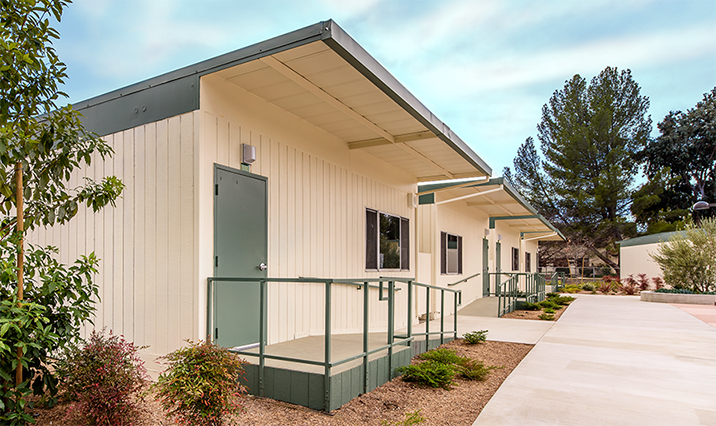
[381,410,426,426]
[551,296,574,305]
[154,340,247,426]
[581,283,595,291]
[536,300,562,310]
[456,359,500,381]
[546,292,559,298]
[522,302,540,311]
[419,348,463,364]
[462,330,488,344]
[397,360,456,389]
[57,329,148,426]
[538,313,555,321]
[563,284,582,294]
[650,218,716,293]
[543,308,555,314]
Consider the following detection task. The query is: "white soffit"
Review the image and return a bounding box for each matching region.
[213,41,487,181]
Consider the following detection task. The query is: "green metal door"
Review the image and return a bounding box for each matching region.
[214,165,267,349]
[482,238,489,296]
[494,241,502,295]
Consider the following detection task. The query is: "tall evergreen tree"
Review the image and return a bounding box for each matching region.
[633,87,716,232]
[505,67,651,271]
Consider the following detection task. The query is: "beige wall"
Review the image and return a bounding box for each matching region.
[620,243,664,280]
[199,74,416,344]
[28,112,199,370]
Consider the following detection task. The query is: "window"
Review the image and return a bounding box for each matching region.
[440,232,463,274]
[525,252,531,273]
[366,209,409,270]
[511,247,519,271]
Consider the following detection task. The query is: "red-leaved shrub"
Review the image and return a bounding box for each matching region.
[636,273,650,291]
[154,340,247,426]
[620,275,639,295]
[652,276,665,290]
[58,329,148,425]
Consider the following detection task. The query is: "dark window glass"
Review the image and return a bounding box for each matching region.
[525,252,531,273]
[379,213,400,269]
[512,247,519,271]
[441,232,462,274]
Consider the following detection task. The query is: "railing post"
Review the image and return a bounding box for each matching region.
[440,289,445,345]
[425,285,430,347]
[453,290,458,340]
[407,280,413,339]
[324,280,331,411]
[387,281,395,379]
[363,281,369,394]
[259,280,266,397]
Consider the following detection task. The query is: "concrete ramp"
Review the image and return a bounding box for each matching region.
[458,296,499,317]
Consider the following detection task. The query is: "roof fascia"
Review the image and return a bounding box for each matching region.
[323,21,491,177]
[74,22,330,136]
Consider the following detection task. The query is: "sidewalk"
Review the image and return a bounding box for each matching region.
[472,295,716,426]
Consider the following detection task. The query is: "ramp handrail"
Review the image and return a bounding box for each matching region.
[207,276,461,411]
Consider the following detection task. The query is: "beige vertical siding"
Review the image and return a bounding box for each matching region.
[27,112,198,363]
[201,111,413,344]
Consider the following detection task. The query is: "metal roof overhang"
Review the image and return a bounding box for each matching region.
[418,177,565,241]
[73,20,491,182]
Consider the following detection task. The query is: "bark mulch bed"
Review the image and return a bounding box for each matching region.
[30,340,533,426]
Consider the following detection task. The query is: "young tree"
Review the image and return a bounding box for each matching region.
[633,87,716,231]
[650,217,716,293]
[1,1,123,423]
[504,67,651,272]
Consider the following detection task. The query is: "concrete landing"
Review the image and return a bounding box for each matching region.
[458,296,499,317]
[473,295,716,426]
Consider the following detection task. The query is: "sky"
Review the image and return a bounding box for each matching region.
[53,0,716,177]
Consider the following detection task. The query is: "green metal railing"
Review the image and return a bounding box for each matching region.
[548,271,567,292]
[497,274,519,317]
[207,277,461,411]
[484,272,547,317]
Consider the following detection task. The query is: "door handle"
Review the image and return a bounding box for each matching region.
[258,262,267,271]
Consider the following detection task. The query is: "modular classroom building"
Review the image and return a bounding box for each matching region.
[30,20,563,410]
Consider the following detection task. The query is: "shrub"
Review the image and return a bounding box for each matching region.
[538,313,555,321]
[57,329,148,426]
[522,302,540,311]
[462,330,488,344]
[397,360,456,389]
[650,218,716,293]
[543,308,555,314]
[419,348,463,365]
[597,281,613,293]
[581,282,595,291]
[536,300,562,310]
[154,340,247,426]
[551,296,574,305]
[563,284,582,294]
[619,275,639,295]
[546,292,559,298]
[456,359,500,381]
[636,273,651,291]
[652,277,665,290]
[381,410,425,426]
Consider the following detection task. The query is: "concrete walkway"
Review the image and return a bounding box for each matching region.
[473,295,716,426]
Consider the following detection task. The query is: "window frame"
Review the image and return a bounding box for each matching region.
[511,247,519,271]
[440,231,463,275]
[365,208,409,272]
